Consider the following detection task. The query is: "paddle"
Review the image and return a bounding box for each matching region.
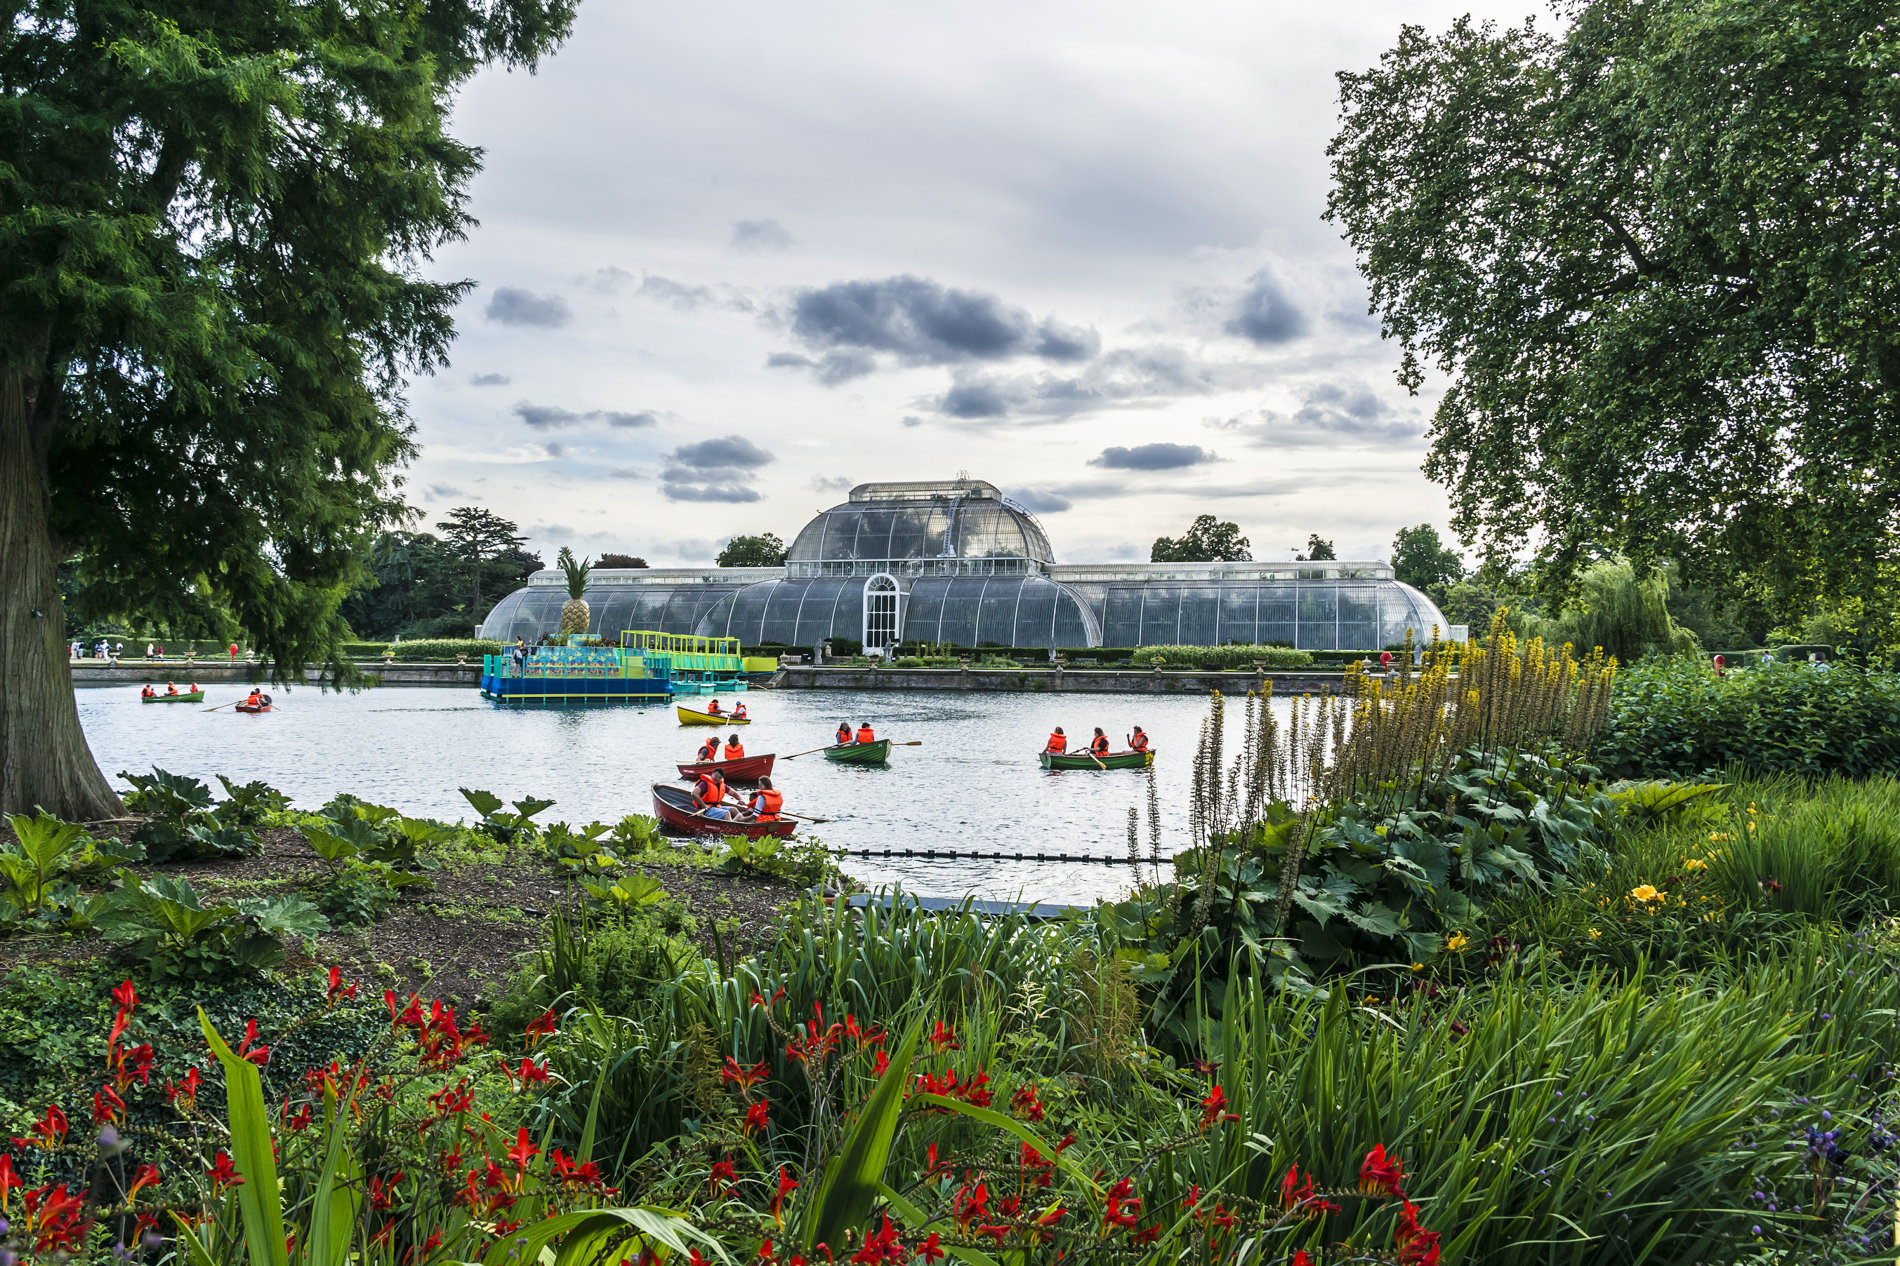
[721,794,830,825]
[784,740,924,760]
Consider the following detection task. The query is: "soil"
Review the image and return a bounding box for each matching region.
[0,816,807,1009]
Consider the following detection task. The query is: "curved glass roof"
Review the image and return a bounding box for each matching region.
[787,480,1054,566]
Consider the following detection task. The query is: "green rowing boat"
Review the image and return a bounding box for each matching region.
[823,738,892,765]
[141,691,204,704]
[1039,749,1154,770]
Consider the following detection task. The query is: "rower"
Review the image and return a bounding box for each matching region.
[1129,726,1150,753]
[1044,726,1067,754]
[696,735,720,763]
[1090,728,1111,757]
[189,682,198,695]
[141,685,154,699]
[733,700,748,720]
[244,688,264,708]
[724,733,745,761]
[165,682,178,696]
[705,697,723,715]
[693,768,729,818]
[749,777,784,822]
[855,721,875,744]
[837,721,853,746]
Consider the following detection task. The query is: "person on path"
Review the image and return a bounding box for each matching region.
[230,642,239,662]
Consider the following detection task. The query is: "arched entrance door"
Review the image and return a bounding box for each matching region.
[862,573,902,652]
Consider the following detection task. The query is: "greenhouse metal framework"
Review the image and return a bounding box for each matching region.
[477,479,1455,652]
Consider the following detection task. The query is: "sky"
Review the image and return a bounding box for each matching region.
[409,0,1544,568]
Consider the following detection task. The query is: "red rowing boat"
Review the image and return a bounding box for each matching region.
[650,783,795,839]
[675,753,776,782]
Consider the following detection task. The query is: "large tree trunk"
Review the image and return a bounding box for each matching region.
[0,369,122,820]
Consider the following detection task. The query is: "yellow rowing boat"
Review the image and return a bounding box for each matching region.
[677,705,749,726]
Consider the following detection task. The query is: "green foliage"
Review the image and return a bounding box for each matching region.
[1295,533,1334,561]
[93,874,327,981]
[382,637,505,661]
[1531,561,1701,662]
[495,908,696,1041]
[716,533,788,568]
[119,768,264,863]
[0,812,134,932]
[611,814,665,854]
[557,546,593,600]
[1390,524,1463,602]
[1150,514,1251,563]
[214,776,291,828]
[1125,644,1314,671]
[715,833,836,887]
[1595,656,1900,778]
[459,787,556,843]
[1326,3,1900,613]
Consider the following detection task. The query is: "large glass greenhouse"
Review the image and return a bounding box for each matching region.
[476,479,1454,652]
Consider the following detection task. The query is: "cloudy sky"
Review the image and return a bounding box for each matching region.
[410,0,1542,567]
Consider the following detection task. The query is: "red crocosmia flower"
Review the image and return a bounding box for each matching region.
[326,966,358,1005]
[849,1211,905,1264]
[111,979,138,1019]
[237,1018,271,1067]
[1032,1206,1066,1228]
[977,1225,1009,1246]
[24,1104,66,1149]
[166,1067,202,1110]
[925,1019,959,1052]
[1199,1085,1238,1131]
[1361,1143,1406,1197]
[1292,1254,1315,1266]
[1010,1084,1045,1122]
[118,1043,155,1090]
[506,1128,539,1174]
[758,1239,777,1263]
[21,1182,89,1254]
[524,1007,558,1047]
[743,1099,770,1138]
[1054,1132,1077,1154]
[709,1159,737,1197]
[368,1173,403,1212]
[92,1083,126,1126]
[769,1166,798,1224]
[1102,1178,1140,1231]
[958,1068,994,1108]
[722,1056,770,1090]
[206,1152,244,1193]
[0,1152,19,1210]
[283,1101,313,1132]
[1188,1057,1219,1075]
[126,1162,161,1201]
[915,1233,945,1263]
[843,1015,886,1050]
[1132,1224,1161,1246]
[952,1182,990,1231]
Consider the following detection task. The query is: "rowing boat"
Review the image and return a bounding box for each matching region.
[676,753,776,782]
[141,691,203,704]
[650,783,795,839]
[677,706,749,726]
[235,703,272,714]
[823,739,892,765]
[1038,749,1154,770]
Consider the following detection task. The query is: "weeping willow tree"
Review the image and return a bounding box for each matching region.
[1533,562,1700,664]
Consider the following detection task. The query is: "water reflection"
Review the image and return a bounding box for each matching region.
[77,683,1292,904]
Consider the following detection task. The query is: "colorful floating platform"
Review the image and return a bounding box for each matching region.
[480,645,672,705]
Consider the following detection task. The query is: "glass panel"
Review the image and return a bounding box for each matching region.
[1259,621,1297,646]
[1218,586,1259,644]
[976,579,1017,646]
[1011,582,1057,648]
[1177,587,1218,645]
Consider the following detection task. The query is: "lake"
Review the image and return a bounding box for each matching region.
[76,682,1286,904]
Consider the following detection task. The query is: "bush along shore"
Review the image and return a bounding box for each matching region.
[6,613,1900,1263]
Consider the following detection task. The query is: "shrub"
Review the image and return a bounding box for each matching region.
[92,874,326,980]
[118,768,264,863]
[1594,655,1900,778]
[383,637,502,660]
[1125,644,1315,670]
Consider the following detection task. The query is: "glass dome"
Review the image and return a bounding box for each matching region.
[785,480,1054,576]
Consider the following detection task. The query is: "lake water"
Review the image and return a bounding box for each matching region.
[76,683,1284,904]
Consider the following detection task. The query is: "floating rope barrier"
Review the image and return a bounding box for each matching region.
[828,847,1152,865]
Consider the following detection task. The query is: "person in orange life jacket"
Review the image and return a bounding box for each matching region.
[165,681,178,695]
[696,736,720,763]
[1128,726,1150,752]
[693,769,729,817]
[856,722,875,744]
[244,688,263,708]
[189,682,198,695]
[724,734,745,760]
[1090,728,1111,756]
[733,700,748,720]
[837,722,853,745]
[141,685,155,699]
[1045,726,1067,753]
[749,777,784,821]
[705,697,722,715]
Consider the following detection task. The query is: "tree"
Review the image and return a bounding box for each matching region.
[596,553,649,570]
[717,534,787,568]
[1534,562,1701,663]
[1151,516,1252,563]
[1,1,575,817]
[438,507,532,619]
[1294,535,1336,562]
[1390,524,1464,602]
[1326,2,1900,626]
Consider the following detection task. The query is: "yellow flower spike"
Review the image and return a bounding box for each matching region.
[1446,932,1470,953]
[1588,928,1602,939]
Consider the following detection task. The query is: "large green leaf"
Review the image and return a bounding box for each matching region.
[909,1095,1100,1194]
[199,1009,290,1266]
[303,1097,362,1266]
[802,1013,925,1252]
[478,1207,724,1266]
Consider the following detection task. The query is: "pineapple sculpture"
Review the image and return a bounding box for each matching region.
[557,546,593,636]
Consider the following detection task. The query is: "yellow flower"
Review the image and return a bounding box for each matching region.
[1446,932,1470,954]
[1682,857,1707,872]
[1629,884,1664,904]
[1410,962,1424,972]
[1588,928,1602,939]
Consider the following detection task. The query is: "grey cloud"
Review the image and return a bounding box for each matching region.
[766,352,814,370]
[810,474,854,493]
[730,218,796,252]
[469,373,511,387]
[639,274,716,308]
[662,434,775,502]
[1006,488,1072,513]
[589,266,636,294]
[1292,382,1413,437]
[764,349,873,383]
[1092,443,1216,471]
[782,275,1099,381]
[609,468,643,480]
[929,344,1274,423]
[900,415,924,428]
[486,287,572,327]
[940,378,1016,419]
[597,410,658,429]
[545,441,567,457]
[426,483,464,498]
[514,401,665,430]
[1225,269,1306,345]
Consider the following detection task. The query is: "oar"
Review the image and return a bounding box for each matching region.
[722,794,830,825]
[784,740,924,760]
[202,700,239,712]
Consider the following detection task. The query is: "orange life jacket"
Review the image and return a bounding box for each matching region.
[724,740,745,760]
[694,773,725,808]
[734,702,748,718]
[750,788,784,820]
[706,699,722,714]
[1046,732,1066,753]
[1129,731,1149,752]
[1091,735,1111,755]
[837,725,853,745]
[856,725,875,744]
[697,739,719,761]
